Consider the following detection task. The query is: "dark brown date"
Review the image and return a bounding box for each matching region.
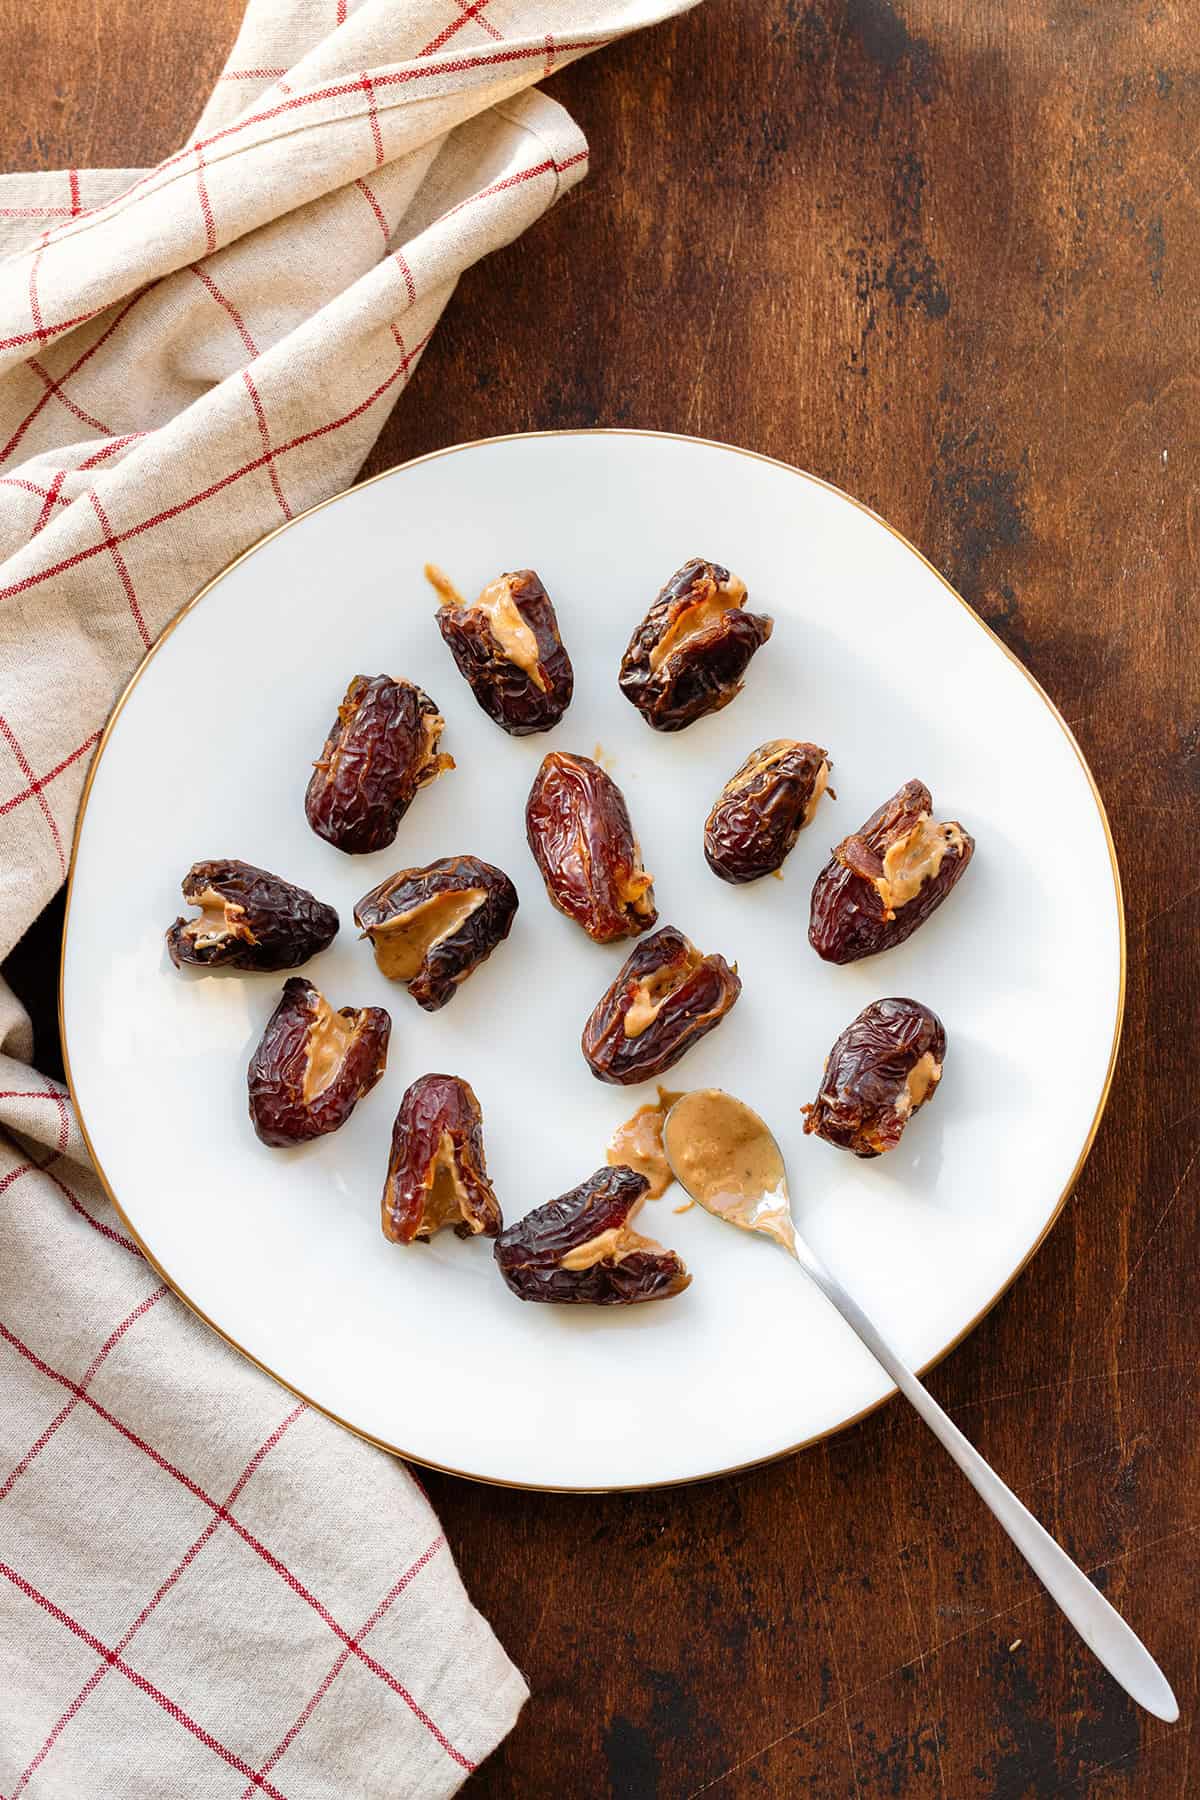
[618,558,773,731]
[803,997,946,1157]
[428,564,573,736]
[166,859,339,971]
[493,1164,690,1304]
[304,674,454,854]
[704,740,832,884]
[525,751,656,943]
[581,925,741,1085]
[809,779,974,964]
[382,1073,502,1243]
[247,977,390,1146]
[354,855,518,1011]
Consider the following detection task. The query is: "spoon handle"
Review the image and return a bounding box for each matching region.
[789,1232,1178,1722]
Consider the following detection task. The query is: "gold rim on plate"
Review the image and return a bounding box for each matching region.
[58,428,1126,1494]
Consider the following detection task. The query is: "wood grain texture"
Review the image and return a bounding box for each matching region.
[3,1,1198,1794]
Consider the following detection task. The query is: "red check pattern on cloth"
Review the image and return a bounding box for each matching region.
[0,1,699,1793]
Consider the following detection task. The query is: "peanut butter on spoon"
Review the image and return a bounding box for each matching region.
[662,1088,797,1255]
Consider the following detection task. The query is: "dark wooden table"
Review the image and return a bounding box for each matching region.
[5,3,1198,1794]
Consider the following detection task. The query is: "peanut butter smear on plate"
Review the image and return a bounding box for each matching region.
[606,1086,682,1200]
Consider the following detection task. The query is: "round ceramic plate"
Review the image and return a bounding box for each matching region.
[62,431,1123,1491]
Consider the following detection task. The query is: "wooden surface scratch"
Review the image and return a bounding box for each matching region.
[3,0,1198,1794]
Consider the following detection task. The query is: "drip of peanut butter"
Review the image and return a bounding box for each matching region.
[365,888,486,982]
[606,1087,682,1199]
[425,563,546,691]
[302,997,357,1105]
[648,571,747,673]
[662,1088,796,1255]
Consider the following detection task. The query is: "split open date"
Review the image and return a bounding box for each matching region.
[618,558,773,731]
[382,1073,502,1244]
[525,751,656,942]
[305,674,453,855]
[247,977,390,1147]
[494,1164,690,1304]
[581,925,741,1085]
[803,997,945,1157]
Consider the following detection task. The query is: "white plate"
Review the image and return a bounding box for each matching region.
[62,431,1123,1491]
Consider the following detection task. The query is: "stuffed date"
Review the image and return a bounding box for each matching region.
[581,925,741,1085]
[427,564,573,735]
[525,751,656,942]
[247,977,390,1146]
[166,859,339,971]
[704,740,832,884]
[493,1164,690,1304]
[354,855,518,1011]
[382,1073,502,1243]
[809,779,973,964]
[803,997,945,1157]
[305,674,453,854]
[618,558,773,731]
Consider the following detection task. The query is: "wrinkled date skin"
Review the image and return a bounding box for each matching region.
[354,855,518,1011]
[247,977,390,1147]
[305,674,454,854]
[494,1164,690,1304]
[581,924,741,1085]
[803,997,946,1157]
[166,859,339,971]
[429,565,573,736]
[809,779,974,964]
[525,751,656,943]
[382,1073,502,1243]
[704,740,832,884]
[618,558,773,731]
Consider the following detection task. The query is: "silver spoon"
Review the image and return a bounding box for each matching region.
[662,1087,1178,1723]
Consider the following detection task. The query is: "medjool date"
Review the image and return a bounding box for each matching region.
[247,977,390,1146]
[354,855,518,1010]
[618,558,772,731]
[427,564,573,735]
[525,751,656,942]
[494,1164,690,1304]
[166,859,338,970]
[382,1073,502,1243]
[704,741,832,884]
[809,779,973,964]
[305,674,453,854]
[803,997,945,1157]
[581,925,741,1085]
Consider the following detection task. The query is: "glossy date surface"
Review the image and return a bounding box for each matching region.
[247,977,390,1146]
[493,1164,690,1304]
[525,751,656,942]
[304,674,453,855]
[354,855,518,1011]
[382,1073,502,1243]
[704,740,831,883]
[431,565,573,736]
[581,924,741,1085]
[803,997,946,1157]
[166,859,339,971]
[809,778,974,964]
[618,558,773,731]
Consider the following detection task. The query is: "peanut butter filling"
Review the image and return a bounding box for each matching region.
[415,705,454,788]
[896,1051,941,1117]
[302,996,357,1105]
[426,563,546,691]
[648,571,748,673]
[801,758,831,827]
[182,887,251,950]
[662,1088,796,1254]
[875,816,964,916]
[417,1133,475,1238]
[365,888,486,981]
[616,849,656,918]
[606,1086,682,1199]
[623,948,699,1038]
[560,1215,668,1271]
